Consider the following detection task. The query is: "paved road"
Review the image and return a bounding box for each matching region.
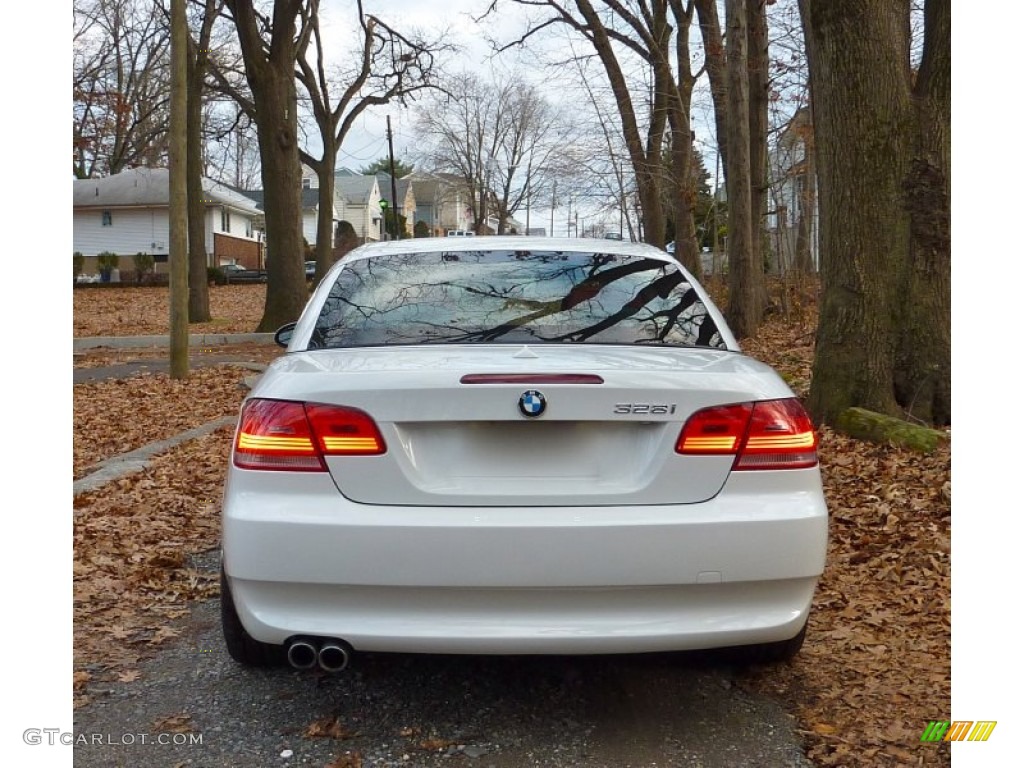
[73,556,811,768]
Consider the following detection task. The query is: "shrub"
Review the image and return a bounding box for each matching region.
[414,220,430,238]
[73,251,84,279]
[96,251,119,282]
[96,251,119,271]
[207,266,227,286]
[133,252,154,284]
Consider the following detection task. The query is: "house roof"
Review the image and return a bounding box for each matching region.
[334,174,378,206]
[73,167,262,215]
[407,176,442,205]
[375,173,413,208]
[235,187,321,211]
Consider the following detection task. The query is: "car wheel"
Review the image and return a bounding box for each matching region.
[738,620,808,664]
[220,567,285,667]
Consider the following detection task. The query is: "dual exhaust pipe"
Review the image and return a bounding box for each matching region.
[286,637,352,673]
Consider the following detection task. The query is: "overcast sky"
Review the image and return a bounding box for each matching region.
[312,0,724,231]
[318,0,518,172]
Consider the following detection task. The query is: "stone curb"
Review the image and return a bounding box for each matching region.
[74,416,238,500]
[74,333,275,351]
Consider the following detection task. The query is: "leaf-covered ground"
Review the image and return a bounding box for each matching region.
[73,284,269,336]
[74,364,250,479]
[72,282,950,765]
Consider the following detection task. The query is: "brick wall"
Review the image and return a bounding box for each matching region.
[214,233,261,269]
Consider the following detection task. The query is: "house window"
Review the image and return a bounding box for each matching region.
[221,207,229,232]
[101,211,112,226]
[302,177,312,189]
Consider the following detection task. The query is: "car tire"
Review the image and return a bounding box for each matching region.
[738,620,808,664]
[220,567,285,667]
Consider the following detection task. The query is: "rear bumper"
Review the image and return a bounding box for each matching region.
[222,469,828,652]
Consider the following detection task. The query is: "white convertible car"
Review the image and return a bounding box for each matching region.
[220,237,828,672]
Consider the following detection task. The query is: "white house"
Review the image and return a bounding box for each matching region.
[298,165,342,248]
[767,108,819,273]
[334,170,382,243]
[73,167,264,274]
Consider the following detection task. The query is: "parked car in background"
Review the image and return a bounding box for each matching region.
[220,236,828,673]
[305,261,317,280]
[222,263,267,283]
[446,230,475,237]
[76,273,101,284]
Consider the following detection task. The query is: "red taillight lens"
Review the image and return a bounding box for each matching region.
[676,398,818,470]
[305,403,386,456]
[235,399,324,471]
[676,403,753,454]
[735,398,818,470]
[233,399,386,472]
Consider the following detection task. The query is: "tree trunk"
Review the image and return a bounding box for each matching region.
[227,0,308,333]
[252,75,307,331]
[186,49,211,322]
[747,0,769,303]
[724,0,759,338]
[794,122,816,275]
[893,0,950,425]
[666,0,701,279]
[314,150,336,282]
[669,114,701,280]
[800,0,915,424]
[573,0,667,248]
[168,0,189,379]
[695,0,729,183]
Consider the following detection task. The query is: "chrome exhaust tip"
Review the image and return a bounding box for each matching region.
[317,642,351,673]
[286,638,318,670]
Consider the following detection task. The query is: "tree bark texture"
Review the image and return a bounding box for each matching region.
[694,0,728,183]
[186,48,211,323]
[227,0,309,333]
[800,0,950,425]
[747,0,769,310]
[168,0,189,379]
[723,0,760,338]
[893,0,950,425]
[666,0,701,279]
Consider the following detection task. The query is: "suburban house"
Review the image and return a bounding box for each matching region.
[298,165,342,248]
[73,167,264,275]
[375,173,416,238]
[434,172,475,233]
[334,169,383,242]
[767,107,819,272]
[239,183,339,255]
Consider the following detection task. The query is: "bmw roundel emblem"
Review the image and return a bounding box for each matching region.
[518,390,547,418]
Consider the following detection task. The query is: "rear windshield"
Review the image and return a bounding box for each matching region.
[308,250,726,349]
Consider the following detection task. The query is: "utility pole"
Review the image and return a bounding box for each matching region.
[168,0,188,379]
[550,180,556,237]
[525,157,532,234]
[618,159,624,237]
[713,147,720,271]
[386,115,400,239]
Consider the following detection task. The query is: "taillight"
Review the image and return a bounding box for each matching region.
[233,399,386,472]
[305,403,386,456]
[676,398,818,470]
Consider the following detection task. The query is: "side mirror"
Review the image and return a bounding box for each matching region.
[274,322,296,348]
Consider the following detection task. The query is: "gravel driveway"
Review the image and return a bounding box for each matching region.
[73,555,811,768]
